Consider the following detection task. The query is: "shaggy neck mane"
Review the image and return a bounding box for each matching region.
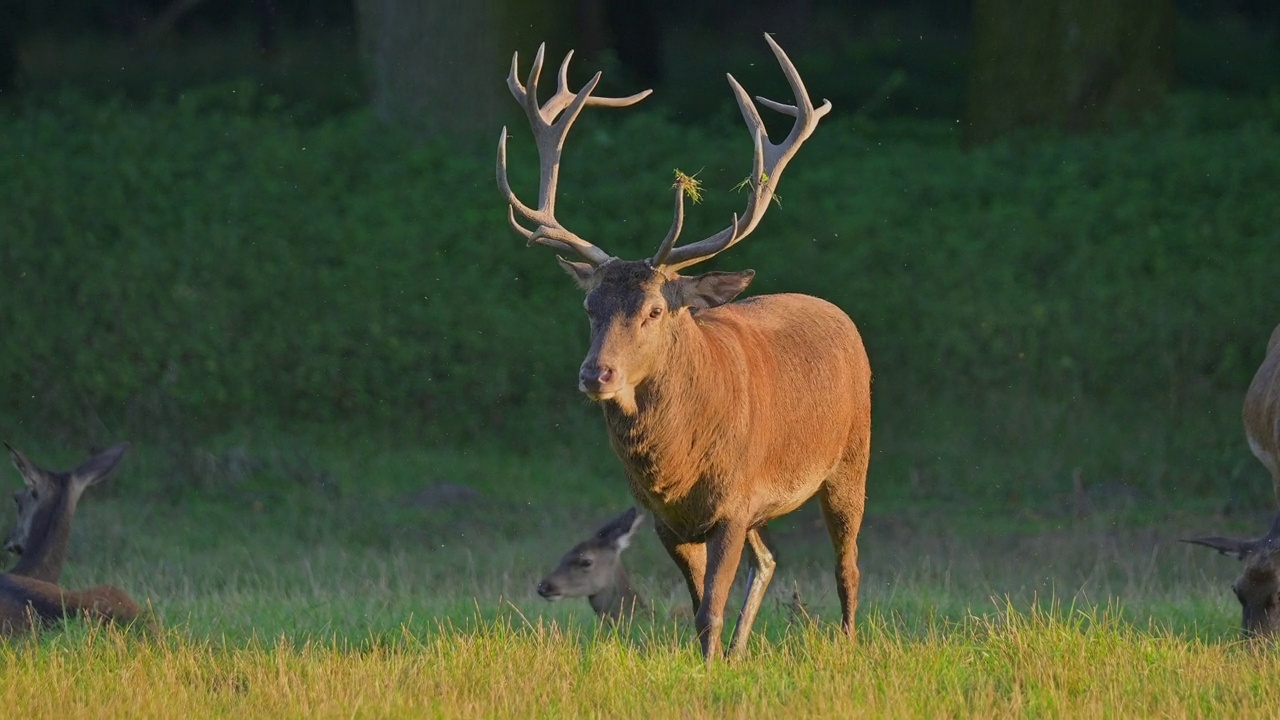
[602,309,746,503]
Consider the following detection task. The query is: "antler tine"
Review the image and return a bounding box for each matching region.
[655,35,829,274]
[651,185,688,268]
[496,127,538,226]
[498,44,651,268]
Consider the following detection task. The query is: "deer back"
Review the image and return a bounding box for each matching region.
[1244,322,1280,497]
[0,573,140,637]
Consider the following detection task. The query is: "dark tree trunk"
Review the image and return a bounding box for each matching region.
[0,0,24,97]
[576,0,665,87]
[965,0,1174,144]
[357,0,575,142]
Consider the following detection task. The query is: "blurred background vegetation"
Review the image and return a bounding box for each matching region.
[1,0,1278,519]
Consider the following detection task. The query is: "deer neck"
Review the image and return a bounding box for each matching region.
[588,564,644,620]
[602,312,737,498]
[8,496,74,584]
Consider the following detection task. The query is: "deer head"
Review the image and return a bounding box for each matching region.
[497,35,830,412]
[1184,512,1280,637]
[5,443,129,581]
[537,507,644,607]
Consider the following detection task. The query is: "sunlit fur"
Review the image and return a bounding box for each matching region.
[1,444,141,637]
[567,258,872,659]
[1185,323,1280,637]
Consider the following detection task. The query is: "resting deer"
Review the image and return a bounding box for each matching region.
[1,443,141,637]
[537,507,646,620]
[1184,322,1280,636]
[497,35,871,660]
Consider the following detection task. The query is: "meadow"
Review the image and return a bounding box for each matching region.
[2,40,1280,715]
[0,433,1277,718]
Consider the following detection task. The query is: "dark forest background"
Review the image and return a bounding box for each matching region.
[2,0,1278,515]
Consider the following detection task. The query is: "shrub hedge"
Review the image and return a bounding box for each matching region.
[2,87,1278,444]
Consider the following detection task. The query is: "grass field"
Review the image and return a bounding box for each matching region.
[2,402,1275,717]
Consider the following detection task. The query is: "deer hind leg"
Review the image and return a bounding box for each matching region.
[819,453,869,640]
[653,519,707,616]
[727,527,776,657]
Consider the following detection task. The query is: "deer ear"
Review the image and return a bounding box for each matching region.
[557,256,599,291]
[1183,536,1256,560]
[665,270,755,311]
[597,507,645,551]
[71,443,129,490]
[6,443,52,492]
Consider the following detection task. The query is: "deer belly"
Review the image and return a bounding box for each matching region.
[756,489,817,522]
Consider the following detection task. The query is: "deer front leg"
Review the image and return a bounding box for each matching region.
[697,522,747,661]
[727,528,776,656]
[654,519,706,616]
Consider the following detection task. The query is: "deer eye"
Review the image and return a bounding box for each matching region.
[573,557,594,569]
[648,306,663,320]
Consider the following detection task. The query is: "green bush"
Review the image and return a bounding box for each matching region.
[1,88,1278,447]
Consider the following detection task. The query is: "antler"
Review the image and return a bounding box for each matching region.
[497,44,652,268]
[652,35,832,273]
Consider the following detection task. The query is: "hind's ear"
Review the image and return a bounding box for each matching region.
[6,443,53,492]
[72,443,130,490]
[597,507,645,551]
[1182,536,1255,561]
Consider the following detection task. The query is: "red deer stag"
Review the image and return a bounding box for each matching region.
[1,443,141,637]
[537,506,646,620]
[1184,322,1280,636]
[497,35,871,659]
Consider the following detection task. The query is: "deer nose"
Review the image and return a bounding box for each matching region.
[578,364,617,393]
[536,580,557,598]
[4,540,22,556]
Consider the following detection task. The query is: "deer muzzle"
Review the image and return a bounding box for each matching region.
[536,579,563,601]
[578,362,624,399]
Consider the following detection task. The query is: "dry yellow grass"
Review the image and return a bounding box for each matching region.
[3,606,1276,719]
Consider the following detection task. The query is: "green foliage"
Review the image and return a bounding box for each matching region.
[1,88,1277,458]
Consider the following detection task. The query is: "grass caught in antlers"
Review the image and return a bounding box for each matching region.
[673,169,704,203]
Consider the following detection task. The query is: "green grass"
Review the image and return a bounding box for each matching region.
[5,608,1279,719]
[0,422,1270,716]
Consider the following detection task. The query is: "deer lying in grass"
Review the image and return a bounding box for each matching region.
[498,35,871,660]
[537,507,646,620]
[1,443,141,637]
[1184,322,1280,636]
